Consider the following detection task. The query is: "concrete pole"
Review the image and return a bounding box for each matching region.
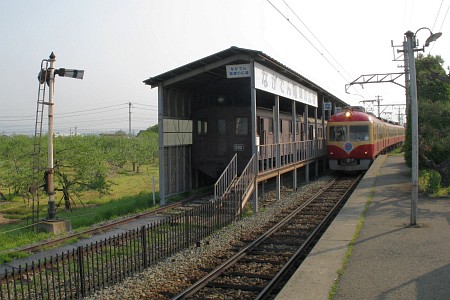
[47,52,56,220]
[405,31,419,226]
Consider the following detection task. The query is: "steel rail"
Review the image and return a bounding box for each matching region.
[172,175,362,299]
[255,173,363,299]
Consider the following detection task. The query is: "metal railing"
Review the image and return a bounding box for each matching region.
[233,154,256,211]
[0,195,242,300]
[258,139,326,173]
[214,153,237,201]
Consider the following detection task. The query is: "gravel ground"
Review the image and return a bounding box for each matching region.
[86,176,333,300]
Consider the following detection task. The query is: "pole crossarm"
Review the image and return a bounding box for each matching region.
[345,72,405,93]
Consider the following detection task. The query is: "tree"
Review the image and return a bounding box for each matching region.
[413,54,450,186]
[0,135,35,200]
[53,136,112,209]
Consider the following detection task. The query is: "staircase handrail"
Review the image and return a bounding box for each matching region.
[214,153,238,201]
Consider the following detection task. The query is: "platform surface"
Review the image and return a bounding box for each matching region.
[276,154,450,300]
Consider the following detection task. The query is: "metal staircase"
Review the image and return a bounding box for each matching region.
[213,154,256,216]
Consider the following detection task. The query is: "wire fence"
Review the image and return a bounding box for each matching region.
[0,194,243,300]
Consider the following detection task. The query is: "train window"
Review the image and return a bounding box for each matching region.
[197,120,207,135]
[309,124,314,140]
[349,125,369,141]
[329,125,347,141]
[218,119,226,135]
[235,117,248,135]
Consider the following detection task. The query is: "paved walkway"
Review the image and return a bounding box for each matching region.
[277,154,450,300]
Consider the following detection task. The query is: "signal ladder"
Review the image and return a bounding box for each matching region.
[30,59,50,228]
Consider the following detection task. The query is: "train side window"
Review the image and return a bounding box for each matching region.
[269,118,273,133]
[235,117,248,135]
[329,125,347,141]
[218,119,226,135]
[197,120,207,135]
[309,124,314,140]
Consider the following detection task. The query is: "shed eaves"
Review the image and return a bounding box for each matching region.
[143,46,348,107]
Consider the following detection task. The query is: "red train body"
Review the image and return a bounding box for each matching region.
[326,106,405,171]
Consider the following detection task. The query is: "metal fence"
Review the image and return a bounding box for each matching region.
[0,195,242,300]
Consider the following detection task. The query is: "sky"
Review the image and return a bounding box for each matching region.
[0,0,449,135]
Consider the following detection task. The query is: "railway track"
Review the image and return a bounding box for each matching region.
[1,193,213,269]
[172,174,362,300]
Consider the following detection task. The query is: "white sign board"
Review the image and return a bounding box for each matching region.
[254,62,318,107]
[324,102,332,110]
[226,64,251,78]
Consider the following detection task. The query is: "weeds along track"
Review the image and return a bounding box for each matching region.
[3,193,213,258]
[172,174,362,300]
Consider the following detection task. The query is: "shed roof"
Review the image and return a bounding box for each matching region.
[143,46,348,106]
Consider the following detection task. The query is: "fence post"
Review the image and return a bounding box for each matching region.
[141,225,148,269]
[77,246,86,298]
[185,210,190,247]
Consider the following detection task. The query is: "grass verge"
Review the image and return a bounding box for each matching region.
[328,188,375,299]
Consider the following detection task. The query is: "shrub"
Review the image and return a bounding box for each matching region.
[419,169,442,194]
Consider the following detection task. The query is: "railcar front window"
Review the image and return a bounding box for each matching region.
[349,125,369,141]
[329,126,347,141]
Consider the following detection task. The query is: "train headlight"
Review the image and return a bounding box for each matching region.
[364,151,368,155]
[330,152,334,155]
[345,111,351,118]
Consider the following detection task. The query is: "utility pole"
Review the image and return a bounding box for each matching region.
[128,102,132,138]
[375,95,382,117]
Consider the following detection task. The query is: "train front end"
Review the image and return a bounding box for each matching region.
[327,107,374,171]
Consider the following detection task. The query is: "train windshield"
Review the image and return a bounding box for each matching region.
[329,126,347,141]
[349,125,369,141]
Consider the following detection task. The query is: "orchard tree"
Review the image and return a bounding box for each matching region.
[0,135,35,199]
[53,135,112,209]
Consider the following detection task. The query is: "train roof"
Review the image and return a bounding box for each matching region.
[329,107,404,127]
[329,110,373,122]
[143,46,348,108]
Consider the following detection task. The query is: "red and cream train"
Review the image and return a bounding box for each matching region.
[326,106,405,171]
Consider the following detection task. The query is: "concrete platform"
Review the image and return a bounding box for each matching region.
[276,154,450,300]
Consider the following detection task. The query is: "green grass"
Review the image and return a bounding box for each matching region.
[0,163,160,264]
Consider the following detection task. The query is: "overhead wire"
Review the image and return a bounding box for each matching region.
[266,0,370,100]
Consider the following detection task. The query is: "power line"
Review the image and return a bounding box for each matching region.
[266,0,370,100]
[432,0,444,32]
[281,0,354,82]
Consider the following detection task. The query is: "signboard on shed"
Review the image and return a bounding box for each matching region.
[254,62,318,107]
[226,64,251,78]
[324,102,332,110]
